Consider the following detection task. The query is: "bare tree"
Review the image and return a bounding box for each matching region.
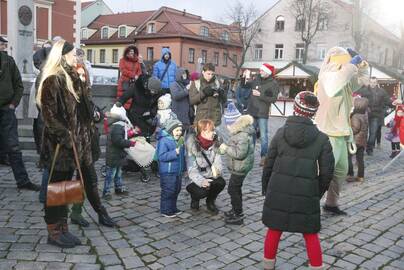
[290,0,332,64]
[224,1,262,78]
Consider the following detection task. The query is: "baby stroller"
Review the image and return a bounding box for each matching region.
[101,105,156,183]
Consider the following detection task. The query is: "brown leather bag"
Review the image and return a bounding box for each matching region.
[46,134,85,207]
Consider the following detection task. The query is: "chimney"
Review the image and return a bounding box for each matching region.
[183,9,186,16]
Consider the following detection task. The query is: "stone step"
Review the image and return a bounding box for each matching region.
[21,147,107,163]
[18,124,34,137]
[19,137,37,151]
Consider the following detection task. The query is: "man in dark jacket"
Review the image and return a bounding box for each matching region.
[0,37,40,191]
[246,63,279,166]
[356,77,391,155]
[189,63,226,127]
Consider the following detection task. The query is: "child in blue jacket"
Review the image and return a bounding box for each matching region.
[156,118,185,217]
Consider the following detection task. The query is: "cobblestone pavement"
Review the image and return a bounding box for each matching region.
[0,119,403,270]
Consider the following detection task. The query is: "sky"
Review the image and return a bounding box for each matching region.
[98,0,402,36]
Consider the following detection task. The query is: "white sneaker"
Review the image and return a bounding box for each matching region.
[162,213,177,218]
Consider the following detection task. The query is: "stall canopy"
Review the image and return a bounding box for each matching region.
[368,62,404,84]
[275,61,319,83]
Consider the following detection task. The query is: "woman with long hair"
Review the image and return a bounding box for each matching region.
[37,40,83,248]
[116,45,142,110]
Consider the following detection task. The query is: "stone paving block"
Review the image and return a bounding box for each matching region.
[122,256,145,268]
[45,262,72,270]
[66,254,97,264]
[72,264,101,270]
[7,251,38,260]
[37,252,66,262]
[0,259,16,270]
[99,254,122,266]
[13,261,47,270]
[104,266,125,270]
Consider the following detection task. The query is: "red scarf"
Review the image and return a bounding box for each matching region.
[197,134,214,150]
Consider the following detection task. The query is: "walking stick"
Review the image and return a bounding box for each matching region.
[377,150,404,175]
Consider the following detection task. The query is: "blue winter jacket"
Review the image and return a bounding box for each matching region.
[153,48,177,90]
[156,129,185,175]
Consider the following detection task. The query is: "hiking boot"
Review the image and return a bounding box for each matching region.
[98,207,117,228]
[18,181,40,191]
[263,258,276,270]
[206,199,219,215]
[60,219,81,245]
[47,223,75,248]
[115,186,129,196]
[322,205,347,215]
[224,209,244,218]
[190,199,200,210]
[225,212,244,225]
[70,214,90,227]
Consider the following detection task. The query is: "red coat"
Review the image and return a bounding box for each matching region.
[117,57,142,109]
[393,105,404,145]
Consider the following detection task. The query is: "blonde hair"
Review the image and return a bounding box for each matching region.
[36,40,79,107]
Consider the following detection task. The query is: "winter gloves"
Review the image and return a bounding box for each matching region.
[202,86,215,97]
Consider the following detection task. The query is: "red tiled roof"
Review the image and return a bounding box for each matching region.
[88,11,155,28]
[81,1,95,10]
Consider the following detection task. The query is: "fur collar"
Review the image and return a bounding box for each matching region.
[228,115,254,135]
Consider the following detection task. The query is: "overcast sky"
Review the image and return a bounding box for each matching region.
[101,0,277,24]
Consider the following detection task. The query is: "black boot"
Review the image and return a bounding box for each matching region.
[225,212,244,225]
[47,223,75,248]
[18,181,41,191]
[322,205,347,215]
[70,214,90,227]
[98,206,117,227]
[206,198,219,215]
[190,199,200,210]
[60,219,81,245]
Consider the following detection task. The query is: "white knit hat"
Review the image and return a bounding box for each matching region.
[158,93,172,110]
[110,104,127,121]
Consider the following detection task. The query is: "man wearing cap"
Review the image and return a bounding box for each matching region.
[245,63,280,166]
[0,36,40,191]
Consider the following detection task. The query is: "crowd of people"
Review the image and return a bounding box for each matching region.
[1,35,403,269]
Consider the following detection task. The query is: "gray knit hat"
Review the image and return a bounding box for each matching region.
[147,76,162,95]
[165,118,182,134]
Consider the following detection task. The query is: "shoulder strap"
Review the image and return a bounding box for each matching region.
[200,150,213,168]
[159,61,171,81]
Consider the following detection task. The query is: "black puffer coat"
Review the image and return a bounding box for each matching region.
[262,116,334,233]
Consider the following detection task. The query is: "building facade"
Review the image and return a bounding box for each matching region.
[245,0,401,69]
[81,7,242,78]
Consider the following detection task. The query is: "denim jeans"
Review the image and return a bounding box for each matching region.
[103,166,123,195]
[253,117,269,157]
[39,168,49,203]
[160,173,182,215]
[367,117,380,152]
[0,107,30,187]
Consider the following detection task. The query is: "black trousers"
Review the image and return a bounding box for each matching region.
[348,146,365,178]
[186,177,225,201]
[44,163,104,224]
[33,114,44,154]
[0,107,30,186]
[391,142,400,151]
[227,174,247,214]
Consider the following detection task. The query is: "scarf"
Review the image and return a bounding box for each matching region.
[197,134,214,150]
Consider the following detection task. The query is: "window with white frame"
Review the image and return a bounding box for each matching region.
[100,49,106,63]
[112,49,119,63]
[275,44,284,60]
[221,31,229,41]
[295,15,305,31]
[188,48,195,63]
[81,29,87,39]
[147,47,154,61]
[318,15,328,31]
[119,26,126,38]
[201,50,207,64]
[87,49,93,63]
[214,52,219,66]
[254,44,263,60]
[147,23,155,34]
[275,16,285,31]
[200,26,209,37]
[296,43,305,61]
[101,27,108,39]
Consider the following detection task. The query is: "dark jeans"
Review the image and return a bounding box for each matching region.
[39,168,50,203]
[228,174,246,214]
[33,114,44,154]
[376,125,382,145]
[160,173,182,215]
[44,163,105,224]
[392,142,400,151]
[0,107,30,186]
[44,170,75,224]
[186,177,226,201]
[348,146,365,178]
[367,117,381,152]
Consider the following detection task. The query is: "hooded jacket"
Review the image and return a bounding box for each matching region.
[170,68,191,125]
[262,116,334,233]
[156,129,185,175]
[223,115,255,175]
[0,51,24,108]
[105,115,132,167]
[153,48,177,89]
[351,97,369,147]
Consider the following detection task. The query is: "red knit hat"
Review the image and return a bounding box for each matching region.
[260,63,275,76]
[294,91,320,118]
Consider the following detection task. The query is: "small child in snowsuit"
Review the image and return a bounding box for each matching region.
[103,105,137,200]
[156,118,185,217]
[219,103,255,225]
[262,91,334,270]
[386,105,404,158]
[156,93,178,129]
[347,96,369,182]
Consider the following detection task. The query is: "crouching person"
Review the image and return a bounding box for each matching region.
[185,119,225,215]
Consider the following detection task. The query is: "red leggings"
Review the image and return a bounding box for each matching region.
[264,229,323,267]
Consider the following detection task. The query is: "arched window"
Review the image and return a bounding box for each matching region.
[275,16,285,31]
[295,15,305,31]
[119,26,127,38]
[200,26,209,37]
[101,27,109,39]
